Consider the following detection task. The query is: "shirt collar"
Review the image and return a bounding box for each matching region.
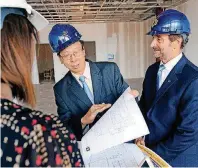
[160,52,183,71]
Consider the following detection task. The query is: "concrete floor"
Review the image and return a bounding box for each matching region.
[34,82,57,115]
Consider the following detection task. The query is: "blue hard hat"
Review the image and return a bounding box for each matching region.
[147,9,191,36]
[48,24,82,53]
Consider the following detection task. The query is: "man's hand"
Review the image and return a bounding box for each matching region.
[81,104,111,125]
[129,89,139,98]
[135,137,145,146]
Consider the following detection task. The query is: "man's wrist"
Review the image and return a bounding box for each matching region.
[81,117,86,127]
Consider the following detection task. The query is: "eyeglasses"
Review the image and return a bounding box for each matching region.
[60,49,83,61]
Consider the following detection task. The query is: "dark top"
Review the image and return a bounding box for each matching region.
[1,99,84,167]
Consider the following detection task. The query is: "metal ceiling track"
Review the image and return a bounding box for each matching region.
[27,0,189,24]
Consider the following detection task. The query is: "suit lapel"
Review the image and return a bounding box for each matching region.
[152,54,187,107]
[89,61,103,104]
[154,72,178,105]
[150,63,159,101]
[67,72,92,107]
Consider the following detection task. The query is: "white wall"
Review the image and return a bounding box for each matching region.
[106,21,155,79]
[175,0,198,65]
[32,54,39,84]
[32,0,198,83]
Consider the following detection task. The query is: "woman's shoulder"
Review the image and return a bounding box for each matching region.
[1,99,84,167]
[1,99,63,133]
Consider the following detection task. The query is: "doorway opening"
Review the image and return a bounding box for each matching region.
[36,44,55,83]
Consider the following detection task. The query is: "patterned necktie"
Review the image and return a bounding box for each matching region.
[79,76,94,104]
[157,64,165,90]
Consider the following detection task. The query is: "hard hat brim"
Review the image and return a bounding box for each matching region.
[146,31,153,35]
[28,8,49,31]
[0,5,48,31]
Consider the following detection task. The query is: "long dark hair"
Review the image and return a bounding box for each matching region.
[1,13,38,107]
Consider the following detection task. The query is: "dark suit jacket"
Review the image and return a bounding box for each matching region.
[139,54,198,166]
[54,60,128,140]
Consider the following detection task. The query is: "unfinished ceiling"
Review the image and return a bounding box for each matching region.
[27,0,189,23]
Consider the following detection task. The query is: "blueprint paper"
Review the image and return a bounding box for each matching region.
[81,88,149,159]
[83,143,145,167]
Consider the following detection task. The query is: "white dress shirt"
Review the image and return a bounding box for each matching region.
[159,53,183,88]
[72,62,94,132]
[72,61,94,95]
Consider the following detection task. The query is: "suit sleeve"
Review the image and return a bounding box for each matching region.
[152,77,198,162]
[139,67,149,116]
[54,90,72,122]
[138,81,146,116]
[113,63,129,97]
[54,89,83,140]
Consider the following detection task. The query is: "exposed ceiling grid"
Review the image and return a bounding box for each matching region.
[27,0,189,23]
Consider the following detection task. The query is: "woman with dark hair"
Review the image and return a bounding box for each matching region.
[0,1,84,167]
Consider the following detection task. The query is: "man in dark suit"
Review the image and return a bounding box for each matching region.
[137,9,198,166]
[48,24,132,140]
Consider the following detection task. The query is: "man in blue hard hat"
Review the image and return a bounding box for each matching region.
[137,9,198,166]
[48,24,138,140]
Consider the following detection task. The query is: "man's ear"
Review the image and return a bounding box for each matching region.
[171,37,181,49]
[59,56,64,64]
[171,40,177,49]
[178,37,183,47]
[82,47,86,57]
